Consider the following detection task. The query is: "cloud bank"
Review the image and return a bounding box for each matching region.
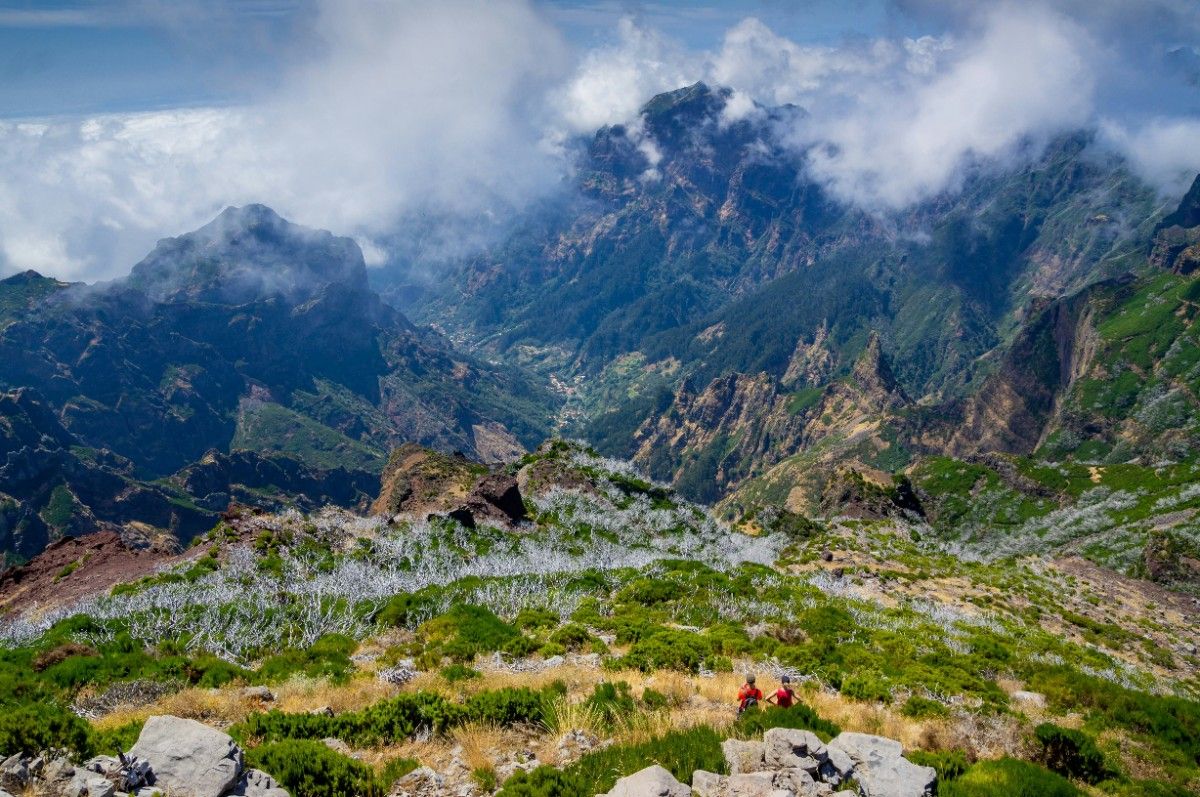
[1,0,1199,281]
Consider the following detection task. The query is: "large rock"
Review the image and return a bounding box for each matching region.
[603,765,690,797]
[764,729,827,769]
[128,716,244,797]
[827,733,934,797]
[722,739,766,774]
[691,769,795,797]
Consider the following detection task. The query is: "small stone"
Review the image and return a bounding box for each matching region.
[1010,690,1045,708]
[241,686,275,702]
[322,738,351,755]
[309,706,334,716]
[542,655,565,668]
[691,770,722,797]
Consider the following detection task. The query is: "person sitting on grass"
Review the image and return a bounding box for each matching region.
[737,673,763,714]
[767,674,796,708]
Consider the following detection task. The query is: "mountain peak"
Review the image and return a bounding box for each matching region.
[127,205,368,305]
[852,331,906,401]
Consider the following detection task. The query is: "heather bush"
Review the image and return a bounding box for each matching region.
[246,740,385,797]
[733,704,840,742]
[0,702,92,756]
[941,758,1081,797]
[1035,723,1111,784]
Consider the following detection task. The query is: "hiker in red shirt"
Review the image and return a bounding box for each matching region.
[767,674,796,708]
[737,673,763,714]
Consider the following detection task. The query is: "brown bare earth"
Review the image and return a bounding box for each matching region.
[0,531,174,615]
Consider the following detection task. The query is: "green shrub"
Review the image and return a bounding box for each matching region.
[422,604,520,661]
[91,719,145,756]
[246,740,384,797]
[908,749,970,782]
[620,629,710,672]
[1034,723,1110,784]
[466,686,556,726]
[583,681,637,727]
[641,687,669,710]
[235,686,560,747]
[840,671,892,702]
[440,664,481,683]
[496,767,588,796]
[733,704,840,742]
[941,758,1081,797]
[549,623,593,651]
[902,695,950,719]
[568,726,726,793]
[0,703,92,756]
[257,634,355,684]
[514,608,558,630]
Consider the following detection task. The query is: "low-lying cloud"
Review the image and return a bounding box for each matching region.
[1,0,1199,282]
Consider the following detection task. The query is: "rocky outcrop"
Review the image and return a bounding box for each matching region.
[372,444,527,527]
[608,728,932,797]
[1151,174,1200,274]
[634,331,912,506]
[943,290,1095,457]
[827,733,935,797]
[0,715,287,797]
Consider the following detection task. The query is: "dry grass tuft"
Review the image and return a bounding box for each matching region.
[452,722,504,774]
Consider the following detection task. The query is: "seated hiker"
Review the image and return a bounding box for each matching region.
[767,674,796,708]
[737,673,763,714]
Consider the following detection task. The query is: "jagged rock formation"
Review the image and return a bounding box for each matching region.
[1150,174,1200,274]
[371,443,527,527]
[633,331,911,509]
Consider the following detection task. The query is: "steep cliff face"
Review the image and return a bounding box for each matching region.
[634,331,911,505]
[943,290,1098,457]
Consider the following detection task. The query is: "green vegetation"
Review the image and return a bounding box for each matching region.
[232,400,386,473]
[246,740,414,797]
[941,758,1082,797]
[234,685,562,747]
[497,727,726,797]
[1034,722,1111,784]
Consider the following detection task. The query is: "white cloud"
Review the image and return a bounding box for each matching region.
[1099,118,1200,197]
[802,6,1095,208]
[0,0,571,281]
[554,16,697,133]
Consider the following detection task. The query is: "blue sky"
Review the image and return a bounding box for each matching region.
[0,0,900,118]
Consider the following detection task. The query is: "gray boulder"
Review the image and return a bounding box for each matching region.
[764,729,828,769]
[827,733,935,797]
[722,739,766,774]
[602,765,690,797]
[128,716,244,797]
